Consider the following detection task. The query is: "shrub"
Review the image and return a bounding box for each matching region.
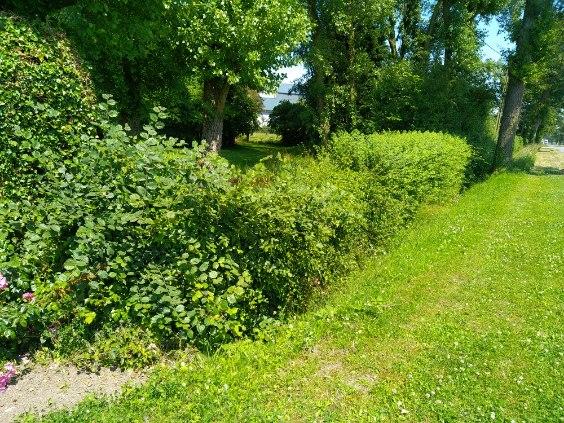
[513,135,525,154]
[0,101,470,364]
[0,105,265,356]
[269,100,314,146]
[42,325,163,370]
[223,87,263,147]
[324,131,472,204]
[0,13,96,200]
[361,61,421,133]
[223,158,381,311]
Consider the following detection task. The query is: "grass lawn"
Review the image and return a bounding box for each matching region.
[34,173,564,422]
[220,132,304,168]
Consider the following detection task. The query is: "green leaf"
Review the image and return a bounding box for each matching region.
[84,311,96,325]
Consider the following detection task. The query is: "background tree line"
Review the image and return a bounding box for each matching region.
[2,0,562,168]
[301,0,562,170]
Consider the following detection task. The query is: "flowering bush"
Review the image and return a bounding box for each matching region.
[0,363,16,392]
[0,274,7,291]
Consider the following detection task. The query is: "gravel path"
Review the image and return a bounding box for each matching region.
[0,363,146,422]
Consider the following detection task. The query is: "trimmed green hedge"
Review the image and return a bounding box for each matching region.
[221,158,398,313]
[0,99,471,364]
[325,131,472,204]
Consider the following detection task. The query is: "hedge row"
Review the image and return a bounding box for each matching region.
[0,106,471,363]
[325,130,471,204]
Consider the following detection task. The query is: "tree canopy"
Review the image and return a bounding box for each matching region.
[2,0,561,159]
[172,0,309,150]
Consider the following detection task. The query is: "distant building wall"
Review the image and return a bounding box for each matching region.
[259,83,302,126]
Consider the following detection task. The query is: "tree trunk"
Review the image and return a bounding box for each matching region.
[530,90,551,143]
[307,0,331,144]
[202,77,230,152]
[493,74,525,166]
[347,27,358,129]
[399,0,421,59]
[442,0,453,67]
[529,113,544,143]
[387,17,398,59]
[533,106,552,144]
[492,0,537,168]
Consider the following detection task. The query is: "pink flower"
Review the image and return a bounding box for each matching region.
[0,363,16,393]
[22,292,35,302]
[0,273,7,291]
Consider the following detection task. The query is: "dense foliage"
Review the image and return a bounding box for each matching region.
[223,88,263,147]
[0,91,471,363]
[2,1,305,148]
[3,0,560,160]
[172,0,309,149]
[0,14,95,200]
[494,0,563,166]
[515,1,563,144]
[326,131,472,204]
[269,101,314,146]
[4,0,559,373]
[299,0,505,175]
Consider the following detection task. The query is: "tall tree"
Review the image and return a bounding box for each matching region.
[173,0,309,151]
[493,0,557,167]
[519,5,563,143]
[302,0,395,142]
[302,0,505,142]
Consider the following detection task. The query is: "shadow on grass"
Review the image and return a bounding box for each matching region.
[508,154,536,173]
[530,166,564,175]
[507,157,563,175]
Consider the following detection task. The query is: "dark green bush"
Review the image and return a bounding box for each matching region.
[0,13,96,200]
[0,105,266,355]
[223,87,263,147]
[269,100,314,146]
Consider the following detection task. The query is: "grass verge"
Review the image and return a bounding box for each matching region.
[31,173,564,422]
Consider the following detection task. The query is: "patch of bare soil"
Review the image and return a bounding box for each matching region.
[0,363,146,422]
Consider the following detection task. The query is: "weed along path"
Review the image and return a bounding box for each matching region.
[39,173,564,422]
